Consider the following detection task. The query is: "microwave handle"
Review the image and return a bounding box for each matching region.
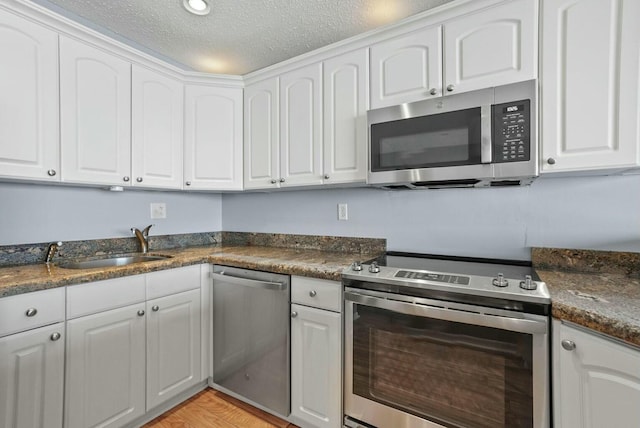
[481,105,492,164]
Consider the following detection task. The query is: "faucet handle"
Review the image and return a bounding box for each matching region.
[142,224,154,237]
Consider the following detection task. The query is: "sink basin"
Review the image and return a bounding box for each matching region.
[57,254,172,270]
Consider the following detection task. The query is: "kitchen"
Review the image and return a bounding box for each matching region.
[1,0,639,427]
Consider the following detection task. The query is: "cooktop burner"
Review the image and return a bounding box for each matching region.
[343,251,550,306]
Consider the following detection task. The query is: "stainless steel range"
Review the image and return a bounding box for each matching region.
[342,253,551,428]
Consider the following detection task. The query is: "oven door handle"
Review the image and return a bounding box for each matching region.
[345,291,547,335]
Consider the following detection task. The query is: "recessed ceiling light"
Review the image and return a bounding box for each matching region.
[183,0,210,16]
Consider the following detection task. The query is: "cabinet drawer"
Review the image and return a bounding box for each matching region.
[0,288,65,337]
[146,265,201,300]
[291,276,342,312]
[67,274,145,319]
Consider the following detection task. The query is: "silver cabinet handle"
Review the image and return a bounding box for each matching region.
[137,310,145,316]
[211,272,286,291]
[47,169,57,177]
[309,290,317,297]
[279,178,285,183]
[152,305,159,312]
[429,88,437,95]
[291,311,298,318]
[561,340,576,351]
[324,175,330,180]
[270,179,277,184]
[136,177,143,183]
[185,181,191,186]
[25,308,38,317]
[547,158,556,165]
[123,176,130,182]
[50,332,61,341]
[446,84,455,92]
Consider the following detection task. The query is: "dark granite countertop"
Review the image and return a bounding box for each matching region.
[533,248,640,347]
[0,244,380,298]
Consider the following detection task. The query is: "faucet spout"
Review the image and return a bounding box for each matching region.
[131,224,153,253]
[45,241,63,263]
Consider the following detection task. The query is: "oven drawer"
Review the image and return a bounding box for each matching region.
[291,276,341,313]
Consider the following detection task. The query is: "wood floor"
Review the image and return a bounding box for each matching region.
[143,388,299,428]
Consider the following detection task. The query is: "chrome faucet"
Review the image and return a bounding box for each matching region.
[45,241,63,263]
[131,225,153,254]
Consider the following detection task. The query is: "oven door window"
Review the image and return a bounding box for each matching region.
[370,108,482,172]
[352,304,534,428]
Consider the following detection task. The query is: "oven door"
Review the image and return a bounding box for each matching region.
[344,289,549,428]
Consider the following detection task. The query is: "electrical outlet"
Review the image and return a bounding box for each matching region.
[338,203,348,221]
[150,203,166,219]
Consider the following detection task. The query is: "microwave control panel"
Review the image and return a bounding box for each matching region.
[492,99,530,163]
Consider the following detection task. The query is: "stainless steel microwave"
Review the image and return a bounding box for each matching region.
[367,80,538,189]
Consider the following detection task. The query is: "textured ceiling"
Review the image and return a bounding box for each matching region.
[31,0,454,75]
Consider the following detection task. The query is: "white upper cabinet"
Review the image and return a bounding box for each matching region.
[244,77,280,190]
[60,36,132,186]
[184,85,243,190]
[553,321,640,428]
[370,25,442,109]
[541,0,640,173]
[323,49,368,184]
[280,63,323,187]
[131,65,184,189]
[0,9,59,182]
[370,0,536,109]
[443,0,537,95]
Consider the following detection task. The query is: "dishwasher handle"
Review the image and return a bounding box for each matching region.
[211,272,286,291]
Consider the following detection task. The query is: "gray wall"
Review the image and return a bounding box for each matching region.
[0,182,222,245]
[222,175,640,260]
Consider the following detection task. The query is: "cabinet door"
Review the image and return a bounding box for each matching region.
[323,49,368,185]
[280,63,323,187]
[0,323,64,428]
[146,289,201,410]
[554,322,640,428]
[541,0,640,172]
[65,303,146,428]
[0,10,59,182]
[370,25,442,109]
[60,36,131,186]
[444,0,536,95]
[184,85,243,190]
[131,65,183,189]
[244,78,280,189]
[291,304,341,428]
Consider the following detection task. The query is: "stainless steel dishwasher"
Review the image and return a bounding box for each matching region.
[211,265,290,417]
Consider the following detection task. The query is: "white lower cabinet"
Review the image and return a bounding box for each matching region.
[553,320,640,428]
[290,276,342,428]
[65,303,147,428]
[65,265,203,427]
[0,322,65,428]
[146,289,201,409]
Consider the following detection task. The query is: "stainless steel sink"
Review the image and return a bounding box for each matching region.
[57,254,172,270]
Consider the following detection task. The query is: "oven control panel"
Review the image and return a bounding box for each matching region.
[395,270,470,285]
[493,99,530,163]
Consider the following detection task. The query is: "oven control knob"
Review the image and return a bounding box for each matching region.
[492,273,508,287]
[368,261,381,274]
[351,261,363,271]
[519,275,537,290]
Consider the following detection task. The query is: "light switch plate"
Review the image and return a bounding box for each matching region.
[150,203,166,219]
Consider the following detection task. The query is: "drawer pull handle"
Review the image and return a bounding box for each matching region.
[152,305,160,312]
[137,310,145,317]
[50,332,61,341]
[309,290,317,297]
[25,308,38,317]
